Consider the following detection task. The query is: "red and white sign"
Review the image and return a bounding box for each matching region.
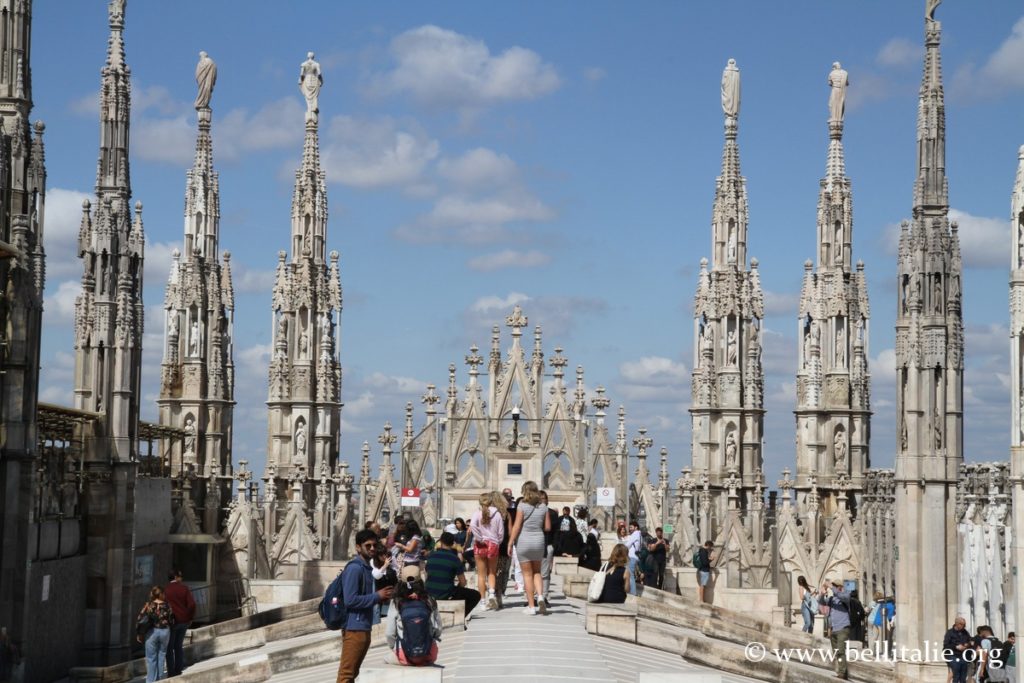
[597,487,615,506]
[401,487,421,507]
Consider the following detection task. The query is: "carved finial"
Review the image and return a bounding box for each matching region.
[506,304,528,335]
[422,385,439,412]
[632,427,653,456]
[465,345,483,375]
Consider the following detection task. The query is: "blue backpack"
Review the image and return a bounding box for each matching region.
[319,569,348,630]
[398,598,434,664]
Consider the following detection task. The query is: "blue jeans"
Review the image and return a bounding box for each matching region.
[145,627,170,681]
[166,623,189,676]
[947,659,968,683]
[627,558,638,595]
[801,604,814,633]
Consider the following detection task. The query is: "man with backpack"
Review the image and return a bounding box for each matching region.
[335,529,395,683]
[819,579,852,680]
[976,625,1009,682]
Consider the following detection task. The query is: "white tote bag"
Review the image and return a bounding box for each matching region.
[587,561,610,602]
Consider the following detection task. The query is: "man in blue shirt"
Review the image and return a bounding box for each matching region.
[819,579,852,680]
[337,529,394,683]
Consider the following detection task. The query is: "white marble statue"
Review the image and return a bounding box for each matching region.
[168,314,179,338]
[834,221,844,263]
[725,431,738,468]
[194,51,217,110]
[189,320,200,356]
[747,323,760,361]
[721,59,740,119]
[803,324,812,368]
[727,225,737,263]
[855,317,864,344]
[295,422,307,460]
[727,329,738,367]
[299,52,322,121]
[184,416,196,456]
[833,430,847,469]
[828,62,849,124]
[933,278,943,314]
[298,331,308,359]
[926,0,941,22]
[835,325,846,368]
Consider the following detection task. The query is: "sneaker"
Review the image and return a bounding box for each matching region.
[486,592,498,611]
[523,606,537,615]
[536,595,548,615]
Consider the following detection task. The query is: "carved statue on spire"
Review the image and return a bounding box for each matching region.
[194,51,217,110]
[299,52,322,122]
[828,62,848,124]
[926,0,941,22]
[721,59,740,119]
[109,0,125,23]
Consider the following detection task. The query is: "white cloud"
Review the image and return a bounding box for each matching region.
[322,115,440,190]
[460,294,606,345]
[135,115,194,165]
[583,67,607,82]
[43,280,80,324]
[619,357,688,384]
[846,71,896,111]
[470,292,531,314]
[880,209,1009,270]
[438,148,518,190]
[397,191,555,245]
[131,96,307,166]
[467,249,550,271]
[230,262,277,294]
[950,208,1010,269]
[763,289,800,318]
[373,25,561,110]
[144,240,180,286]
[44,188,91,278]
[951,16,1024,101]
[876,38,921,68]
[364,372,431,396]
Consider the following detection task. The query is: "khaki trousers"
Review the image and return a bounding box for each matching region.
[830,626,850,678]
[336,629,372,683]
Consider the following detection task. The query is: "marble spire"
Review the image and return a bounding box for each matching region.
[1010,143,1024,683]
[266,53,342,528]
[70,0,148,662]
[690,59,764,530]
[893,2,964,678]
[0,0,48,659]
[73,0,145,458]
[158,52,235,532]
[794,64,871,505]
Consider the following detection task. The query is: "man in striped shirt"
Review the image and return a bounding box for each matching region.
[425,532,481,614]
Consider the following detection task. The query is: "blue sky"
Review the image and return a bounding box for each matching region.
[31,1,1024,488]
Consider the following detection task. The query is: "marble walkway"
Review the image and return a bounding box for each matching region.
[269,577,760,683]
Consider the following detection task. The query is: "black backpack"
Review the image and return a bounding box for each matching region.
[987,637,1007,667]
[398,598,434,664]
[849,598,866,626]
[319,568,348,630]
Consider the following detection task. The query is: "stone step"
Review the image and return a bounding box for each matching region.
[586,598,895,683]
